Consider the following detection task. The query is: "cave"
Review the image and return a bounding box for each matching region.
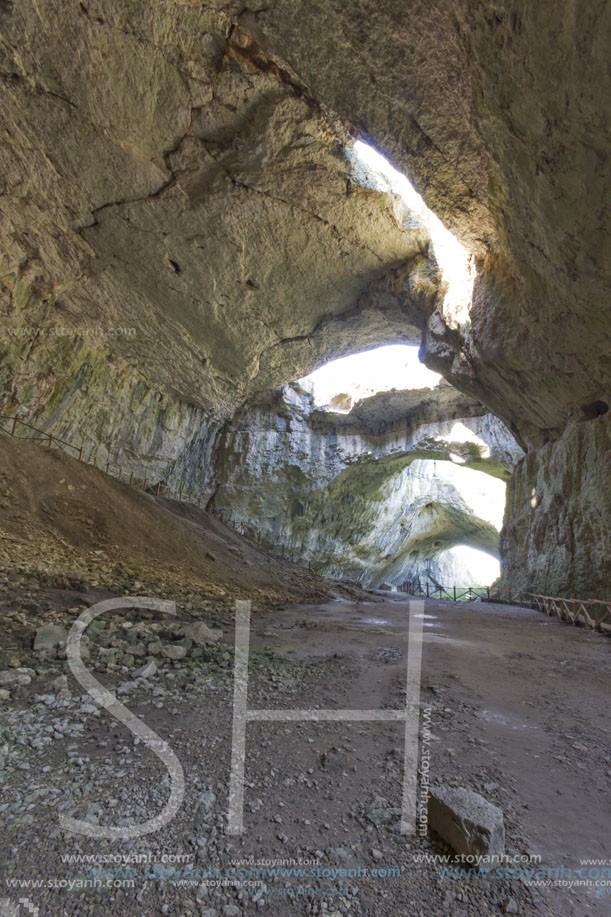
[0,3,610,916]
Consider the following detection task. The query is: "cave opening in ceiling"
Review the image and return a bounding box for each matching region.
[348,140,476,328]
[298,344,441,412]
[435,546,501,588]
[205,131,514,592]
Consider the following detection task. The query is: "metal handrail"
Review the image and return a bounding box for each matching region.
[0,413,205,508]
[397,581,496,602]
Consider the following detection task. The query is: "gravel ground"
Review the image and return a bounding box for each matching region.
[1,579,610,916]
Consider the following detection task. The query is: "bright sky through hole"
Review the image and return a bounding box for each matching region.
[298,344,441,411]
[447,545,501,586]
[349,141,475,327]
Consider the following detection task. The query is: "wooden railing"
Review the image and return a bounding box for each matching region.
[396,580,610,632]
[0,414,314,566]
[527,593,611,631]
[0,413,84,459]
[2,416,608,610]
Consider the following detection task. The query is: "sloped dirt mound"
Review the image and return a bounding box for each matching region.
[0,435,341,607]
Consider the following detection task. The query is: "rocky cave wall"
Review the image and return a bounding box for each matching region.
[0,284,220,487]
[502,413,611,600]
[205,383,522,587]
[0,0,609,597]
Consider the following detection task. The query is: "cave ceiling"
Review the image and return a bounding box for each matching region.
[1,0,610,447]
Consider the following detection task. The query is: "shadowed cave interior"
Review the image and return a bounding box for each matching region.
[0,4,610,917]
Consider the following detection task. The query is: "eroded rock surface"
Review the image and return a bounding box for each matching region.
[502,413,611,599]
[206,384,521,586]
[0,0,609,597]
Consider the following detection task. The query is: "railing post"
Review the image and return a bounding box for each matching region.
[453,585,457,602]
[78,445,83,461]
[11,416,18,435]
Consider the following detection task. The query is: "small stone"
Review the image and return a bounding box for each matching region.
[12,814,34,827]
[134,659,157,679]
[371,848,383,861]
[504,898,519,915]
[183,622,223,645]
[197,789,216,813]
[79,703,100,715]
[162,644,187,660]
[0,688,10,701]
[0,669,32,687]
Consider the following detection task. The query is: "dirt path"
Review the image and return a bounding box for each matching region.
[1,589,610,916]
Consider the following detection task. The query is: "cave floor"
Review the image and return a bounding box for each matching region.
[1,587,610,917]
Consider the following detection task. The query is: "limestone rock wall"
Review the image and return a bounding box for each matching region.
[0,0,609,597]
[0,287,219,489]
[207,384,521,587]
[501,414,611,600]
[245,0,611,448]
[0,0,439,417]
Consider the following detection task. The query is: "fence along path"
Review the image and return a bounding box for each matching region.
[0,413,310,566]
[397,580,611,632]
[0,413,204,506]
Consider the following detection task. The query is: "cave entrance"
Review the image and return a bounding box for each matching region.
[212,142,513,592]
[289,143,500,588]
[290,343,505,590]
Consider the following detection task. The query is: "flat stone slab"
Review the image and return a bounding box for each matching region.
[428,785,505,863]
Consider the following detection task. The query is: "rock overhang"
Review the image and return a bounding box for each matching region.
[1,0,609,596]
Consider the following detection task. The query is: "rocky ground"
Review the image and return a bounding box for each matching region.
[0,435,364,609]
[1,574,610,917]
[1,438,610,916]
